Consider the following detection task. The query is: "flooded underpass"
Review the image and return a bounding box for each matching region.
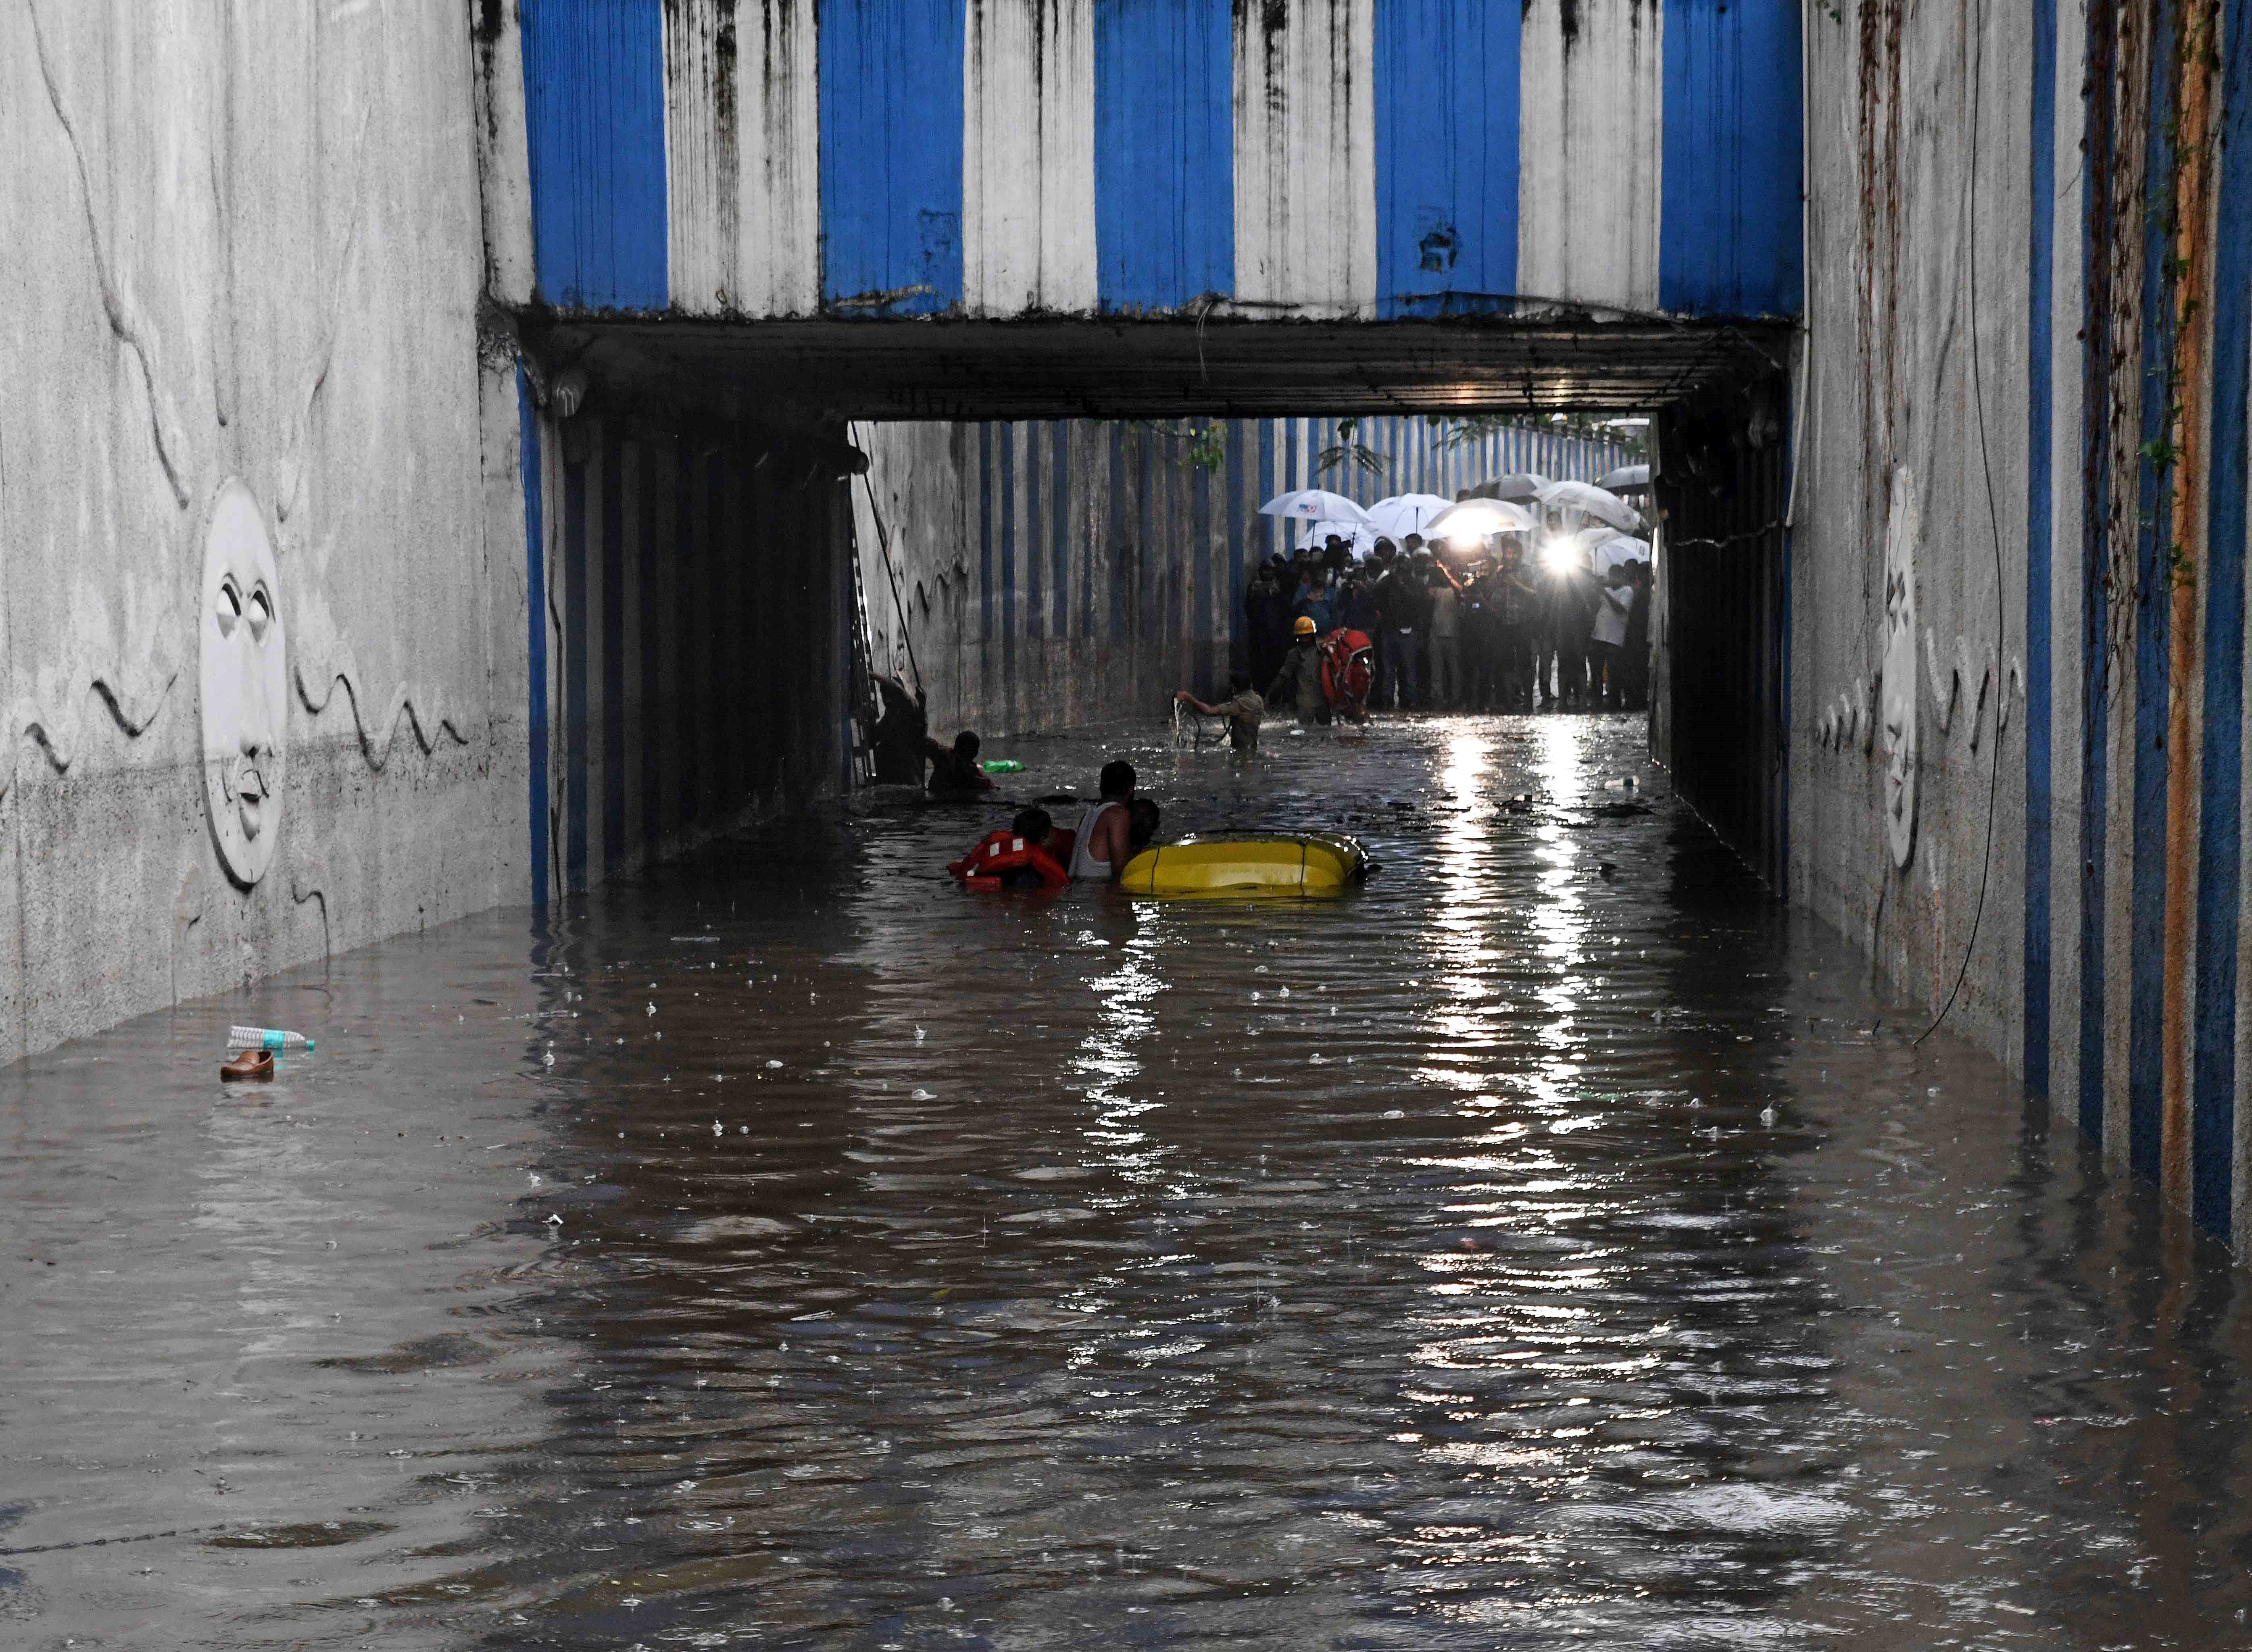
[6,716,2252,1650]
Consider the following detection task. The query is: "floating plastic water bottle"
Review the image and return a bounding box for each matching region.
[229,1025,315,1052]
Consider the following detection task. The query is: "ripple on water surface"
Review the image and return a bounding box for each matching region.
[3,715,2250,1650]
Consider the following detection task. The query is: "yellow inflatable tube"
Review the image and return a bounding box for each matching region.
[1118,833,1371,898]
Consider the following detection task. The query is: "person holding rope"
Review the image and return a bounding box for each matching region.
[1174,671,1265,754]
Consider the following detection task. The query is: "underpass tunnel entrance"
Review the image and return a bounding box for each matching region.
[516,318,1793,900]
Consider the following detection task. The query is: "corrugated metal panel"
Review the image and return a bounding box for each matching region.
[520,0,669,308]
[964,0,1097,314]
[1375,0,1518,317]
[663,0,821,315]
[1232,0,1376,316]
[1516,0,1662,311]
[1094,0,1233,311]
[2191,0,2252,1235]
[818,0,963,312]
[1658,0,1800,316]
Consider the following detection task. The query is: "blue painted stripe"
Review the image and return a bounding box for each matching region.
[563,454,588,893]
[1052,424,1070,639]
[1258,420,1275,561]
[2025,0,2058,1093]
[674,446,699,832]
[1228,417,1247,670]
[2078,46,2116,1145]
[1094,0,1232,312]
[2127,8,2177,1188]
[1025,424,1043,642]
[979,423,995,701]
[2194,0,2252,1237]
[1374,0,1518,319]
[817,0,963,313]
[1001,424,1018,704]
[517,367,548,909]
[1659,0,1803,317]
[518,0,668,310]
[638,442,661,856]
[1109,423,1127,641]
[601,431,626,874]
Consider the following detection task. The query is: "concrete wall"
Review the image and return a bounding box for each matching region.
[0,0,528,1062]
[1789,0,2252,1249]
[855,415,1633,734]
[478,0,1802,322]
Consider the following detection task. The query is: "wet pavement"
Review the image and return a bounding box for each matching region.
[6,714,2252,1650]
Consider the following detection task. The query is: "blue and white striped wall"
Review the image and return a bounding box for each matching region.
[855,415,1633,736]
[481,0,1800,322]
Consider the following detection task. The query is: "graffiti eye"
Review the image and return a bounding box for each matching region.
[247,585,273,641]
[216,576,242,638]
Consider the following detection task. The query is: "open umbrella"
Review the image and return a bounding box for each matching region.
[1364,493,1455,544]
[1537,480,1645,534]
[1591,533,1651,574]
[1464,473,1547,503]
[1296,518,1376,558]
[1259,488,1374,527]
[1425,499,1539,546]
[1597,463,1651,494]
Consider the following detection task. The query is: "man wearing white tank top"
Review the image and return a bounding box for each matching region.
[1068,760,1137,881]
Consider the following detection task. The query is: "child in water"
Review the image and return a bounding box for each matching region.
[949,807,1070,891]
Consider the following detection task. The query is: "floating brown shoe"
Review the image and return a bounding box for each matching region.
[221,1047,273,1082]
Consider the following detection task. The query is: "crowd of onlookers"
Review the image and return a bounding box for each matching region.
[1243,531,1649,714]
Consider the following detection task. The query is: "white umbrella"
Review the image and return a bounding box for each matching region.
[1296,518,1376,558]
[1259,488,1374,527]
[1597,463,1651,494]
[1364,493,1455,544]
[1425,499,1539,546]
[1468,473,1547,503]
[1537,480,1645,534]
[1591,533,1650,574]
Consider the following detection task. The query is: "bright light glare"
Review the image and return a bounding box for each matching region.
[1539,537,1572,572]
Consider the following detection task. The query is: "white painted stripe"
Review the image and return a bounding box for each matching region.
[1232,0,1376,317]
[1517,0,1662,313]
[963,0,1097,316]
[664,0,820,315]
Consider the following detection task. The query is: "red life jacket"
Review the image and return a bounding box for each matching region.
[948,830,1070,889]
[1320,628,1375,711]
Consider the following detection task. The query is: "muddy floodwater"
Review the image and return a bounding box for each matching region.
[9,716,2252,1651]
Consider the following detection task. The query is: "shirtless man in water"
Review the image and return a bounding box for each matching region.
[1068,760,1136,881]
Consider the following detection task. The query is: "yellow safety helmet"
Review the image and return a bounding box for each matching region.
[1293,615,1317,637]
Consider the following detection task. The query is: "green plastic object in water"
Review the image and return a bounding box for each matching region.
[981,759,1023,774]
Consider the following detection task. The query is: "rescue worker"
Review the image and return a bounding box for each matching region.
[1264,615,1328,726]
[1174,671,1266,753]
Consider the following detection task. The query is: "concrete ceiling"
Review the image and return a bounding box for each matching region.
[530,313,1789,425]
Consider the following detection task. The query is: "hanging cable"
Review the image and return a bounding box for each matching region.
[851,421,922,699]
[1914,0,2008,1046]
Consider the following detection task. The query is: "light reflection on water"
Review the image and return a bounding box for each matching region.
[4,716,2252,1650]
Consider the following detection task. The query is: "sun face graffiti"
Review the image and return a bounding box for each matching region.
[1880,465,1919,870]
[199,480,287,886]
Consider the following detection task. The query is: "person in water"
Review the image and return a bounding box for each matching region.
[1265,615,1329,725]
[869,673,930,784]
[1174,671,1265,753]
[1069,759,1137,880]
[1128,798,1161,853]
[949,807,1070,890]
[925,730,994,796]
